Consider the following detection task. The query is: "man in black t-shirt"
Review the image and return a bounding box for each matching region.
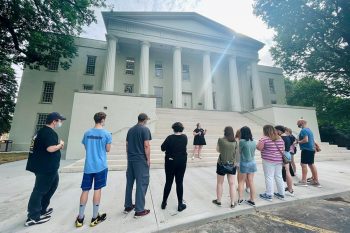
[25,112,66,227]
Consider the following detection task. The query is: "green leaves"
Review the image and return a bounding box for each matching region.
[0,0,106,70]
[254,0,350,97]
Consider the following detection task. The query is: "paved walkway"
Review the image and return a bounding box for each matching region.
[1,159,350,233]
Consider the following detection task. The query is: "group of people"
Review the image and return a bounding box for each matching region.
[24,111,321,228]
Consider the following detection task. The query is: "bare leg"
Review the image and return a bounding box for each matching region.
[238,173,246,201]
[301,163,308,182]
[308,164,319,182]
[284,164,293,191]
[80,191,89,205]
[291,154,297,174]
[198,145,203,158]
[93,189,102,204]
[227,174,236,205]
[247,173,255,202]
[192,146,198,159]
[216,175,224,202]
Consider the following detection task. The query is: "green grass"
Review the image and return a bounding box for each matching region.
[0,153,28,165]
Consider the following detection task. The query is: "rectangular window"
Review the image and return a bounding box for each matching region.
[155,62,163,78]
[86,56,97,75]
[41,82,55,103]
[269,78,276,94]
[182,64,190,81]
[271,100,277,104]
[47,59,59,71]
[35,113,49,133]
[125,57,135,75]
[154,87,163,108]
[83,84,93,91]
[124,84,134,93]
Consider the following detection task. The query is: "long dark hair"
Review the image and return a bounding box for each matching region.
[224,126,235,142]
[240,126,253,141]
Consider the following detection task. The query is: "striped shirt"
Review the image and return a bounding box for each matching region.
[259,136,285,163]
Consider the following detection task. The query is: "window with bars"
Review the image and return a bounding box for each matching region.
[155,62,163,78]
[83,84,93,91]
[125,57,135,75]
[269,78,276,94]
[35,113,49,133]
[124,84,134,93]
[86,56,96,75]
[182,64,190,80]
[41,82,55,103]
[47,59,59,71]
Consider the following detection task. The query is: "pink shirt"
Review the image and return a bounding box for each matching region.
[259,136,285,163]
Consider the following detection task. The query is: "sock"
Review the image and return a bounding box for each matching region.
[93,204,99,219]
[78,204,86,219]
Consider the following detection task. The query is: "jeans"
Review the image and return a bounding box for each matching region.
[124,160,150,212]
[262,160,285,196]
[162,157,187,204]
[27,172,59,220]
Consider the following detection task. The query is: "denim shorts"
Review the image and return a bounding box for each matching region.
[81,168,108,191]
[239,161,257,174]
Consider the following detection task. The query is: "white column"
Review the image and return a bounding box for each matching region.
[139,41,150,95]
[101,35,117,92]
[172,47,182,108]
[251,60,264,108]
[229,56,242,112]
[203,52,213,110]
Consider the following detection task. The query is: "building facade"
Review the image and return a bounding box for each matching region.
[10,12,287,154]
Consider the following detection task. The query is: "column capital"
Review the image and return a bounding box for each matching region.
[173,46,182,52]
[203,51,211,56]
[105,34,118,41]
[140,41,151,47]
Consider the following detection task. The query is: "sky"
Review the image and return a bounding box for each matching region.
[14,0,276,80]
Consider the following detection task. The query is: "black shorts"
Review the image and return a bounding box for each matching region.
[216,163,237,176]
[301,150,315,165]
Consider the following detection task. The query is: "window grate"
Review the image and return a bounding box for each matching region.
[86,56,96,75]
[182,64,190,80]
[269,78,276,94]
[155,62,163,78]
[47,59,59,71]
[125,57,135,75]
[83,84,93,91]
[124,84,134,93]
[41,82,55,103]
[35,113,49,133]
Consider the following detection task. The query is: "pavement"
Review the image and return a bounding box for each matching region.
[1,159,350,233]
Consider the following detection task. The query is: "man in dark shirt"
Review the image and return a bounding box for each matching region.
[25,112,66,227]
[124,113,152,218]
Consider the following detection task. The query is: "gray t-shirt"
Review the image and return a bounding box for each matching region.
[126,124,152,161]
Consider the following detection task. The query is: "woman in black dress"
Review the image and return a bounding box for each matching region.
[192,123,207,159]
[161,122,188,212]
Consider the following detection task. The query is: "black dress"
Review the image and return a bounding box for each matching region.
[193,128,206,145]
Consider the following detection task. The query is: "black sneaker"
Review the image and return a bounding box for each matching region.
[237,199,244,205]
[245,200,256,207]
[41,208,53,217]
[274,192,285,200]
[123,204,135,214]
[134,209,150,218]
[212,199,221,206]
[90,213,106,227]
[75,216,84,228]
[161,202,167,210]
[24,215,51,227]
[178,203,187,212]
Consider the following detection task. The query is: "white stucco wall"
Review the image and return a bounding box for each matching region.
[65,92,156,160]
[248,105,320,141]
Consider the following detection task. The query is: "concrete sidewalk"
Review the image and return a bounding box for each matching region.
[1,159,350,233]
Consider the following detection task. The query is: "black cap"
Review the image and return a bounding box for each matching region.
[275,125,285,133]
[138,113,150,122]
[46,112,66,123]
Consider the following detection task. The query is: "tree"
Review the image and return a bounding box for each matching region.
[0,58,18,135]
[0,0,106,69]
[254,0,350,97]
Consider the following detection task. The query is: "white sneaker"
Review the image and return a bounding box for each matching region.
[285,190,295,197]
[245,188,250,193]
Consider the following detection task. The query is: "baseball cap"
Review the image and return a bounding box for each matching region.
[138,113,150,122]
[46,112,66,123]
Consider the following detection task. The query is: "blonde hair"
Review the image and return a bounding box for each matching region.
[263,125,280,141]
[235,129,241,139]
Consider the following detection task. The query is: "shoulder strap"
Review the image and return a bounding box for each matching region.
[273,140,284,156]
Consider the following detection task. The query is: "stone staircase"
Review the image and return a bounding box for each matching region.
[61,108,350,172]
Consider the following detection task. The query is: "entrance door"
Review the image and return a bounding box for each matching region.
[154,87,163,108]
[182,93,192,109]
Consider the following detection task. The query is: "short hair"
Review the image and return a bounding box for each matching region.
[240,126,253,141]
[94,112,106,124]
[138,113,149,122]
[275,125,286,133]
[172,122,184,133]
[297,119,307,125]
[196,123,200,128]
